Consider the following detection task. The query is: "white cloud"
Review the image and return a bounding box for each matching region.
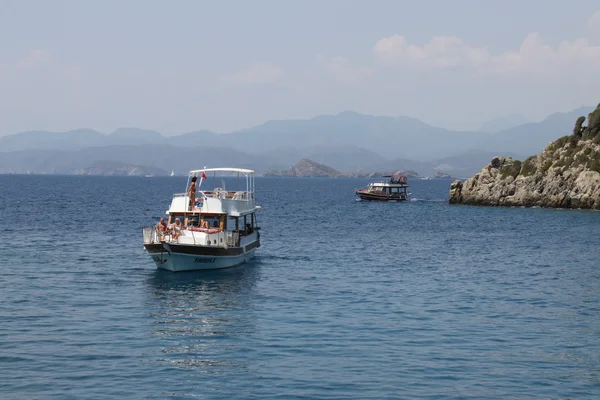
[371,31,600,77]
[374,35,489,69]
[314,25,600,130]
[372,34,408,64]
[488,34,600,77]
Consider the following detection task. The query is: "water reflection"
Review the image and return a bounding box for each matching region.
[145,262,261,373]
[148,263,260,296]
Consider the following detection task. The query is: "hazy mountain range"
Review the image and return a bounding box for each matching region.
[0,106,593,178]
[477,114,531,133]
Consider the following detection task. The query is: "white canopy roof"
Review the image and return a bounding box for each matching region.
[189,168,254,174]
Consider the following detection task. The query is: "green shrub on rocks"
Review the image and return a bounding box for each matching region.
[551,136,568,150]
[587,152,600,172]
[587,103,600,137]
[574,153,589,168]
[563,143,581,160]
[540,159,553,174]
[555,156,573,169]
[548,135,577,152]
[573,116,586,138]
[521,156,537,176]
[500,160,522,179]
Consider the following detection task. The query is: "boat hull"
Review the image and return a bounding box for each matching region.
[144,241,259,272]
[355,191,407,201]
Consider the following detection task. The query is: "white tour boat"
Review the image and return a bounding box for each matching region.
[142,168,261,271]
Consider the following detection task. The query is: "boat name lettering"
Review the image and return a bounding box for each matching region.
[194,258,216,263]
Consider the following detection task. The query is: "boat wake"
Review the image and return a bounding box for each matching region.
[409,198,447,203]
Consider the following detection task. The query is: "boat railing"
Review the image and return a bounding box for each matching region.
[142,226,174,244]
[143,225,242,247]
[142,226,155,244]
[174,227,239,247]
[172,190,255,201]
[200,190,254,200]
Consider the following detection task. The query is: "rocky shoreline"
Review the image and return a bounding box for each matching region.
[449,104,600,210]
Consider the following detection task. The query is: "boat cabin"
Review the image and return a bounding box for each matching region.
[155,168,261,247]
[142,167,262,271]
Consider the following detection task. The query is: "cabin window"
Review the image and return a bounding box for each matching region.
[201,215,221,228]
[228,216,238,232]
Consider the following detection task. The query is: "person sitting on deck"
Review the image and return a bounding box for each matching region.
[156,217,168,241]
[171,218,182,239]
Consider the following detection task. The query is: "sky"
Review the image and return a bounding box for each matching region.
[1,0,600,136]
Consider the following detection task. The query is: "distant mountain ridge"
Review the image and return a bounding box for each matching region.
[0,105,594,178]
[478,114,530,133]
[2,107,593,157]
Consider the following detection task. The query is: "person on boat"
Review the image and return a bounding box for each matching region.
[156,217,168,241]
[188,176,197,211]
[171,218,182,239]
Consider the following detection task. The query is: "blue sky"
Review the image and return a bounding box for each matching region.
[1,0,599,135]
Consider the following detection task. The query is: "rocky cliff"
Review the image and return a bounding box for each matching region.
[449,104,600,209]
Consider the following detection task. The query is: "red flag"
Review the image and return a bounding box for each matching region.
[201,171,207,179]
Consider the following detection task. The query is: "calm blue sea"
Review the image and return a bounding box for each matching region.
[1,175,599,399]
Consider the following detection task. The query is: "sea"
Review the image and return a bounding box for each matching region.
[1,175,599,399]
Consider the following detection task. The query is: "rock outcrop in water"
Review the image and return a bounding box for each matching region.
[449,104,600,209]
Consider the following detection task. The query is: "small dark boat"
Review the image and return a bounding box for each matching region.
[355,175,410,201]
